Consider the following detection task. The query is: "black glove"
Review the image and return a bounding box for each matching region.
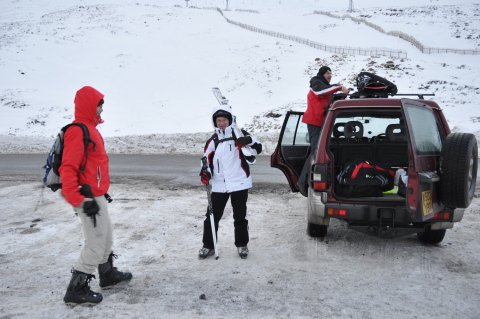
[83,200,100,217]
[80,184,100,226]
[200,170,211,185]
[235,136,252,148]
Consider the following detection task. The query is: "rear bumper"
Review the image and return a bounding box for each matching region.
[318,203,463,238]
[452,208,465,222]
[324,202,413,224]
[308,190,464,237]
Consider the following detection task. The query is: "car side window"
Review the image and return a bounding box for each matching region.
[403,103,442,155]
[281,114,309,146]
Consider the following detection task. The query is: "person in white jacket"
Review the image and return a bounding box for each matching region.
[199,105,262,259]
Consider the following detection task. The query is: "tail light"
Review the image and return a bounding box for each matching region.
[314,181,327,190]
[327,208,348,216]
[312,164,328,191]
[432,211,451,221]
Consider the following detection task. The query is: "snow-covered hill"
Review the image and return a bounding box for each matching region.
[0,0,479,154]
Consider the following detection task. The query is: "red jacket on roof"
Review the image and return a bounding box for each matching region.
[302,86,341,127]
[59,86,110,207]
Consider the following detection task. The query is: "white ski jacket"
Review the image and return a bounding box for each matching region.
[203,105,262,193]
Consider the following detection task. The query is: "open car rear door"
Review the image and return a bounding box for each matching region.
[270,111,310,192]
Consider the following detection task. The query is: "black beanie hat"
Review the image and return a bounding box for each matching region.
[98,99,104,106]
[318,66,331,76]
[213,110,232,127]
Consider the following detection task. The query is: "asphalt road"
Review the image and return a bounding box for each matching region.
[0,154,287,189]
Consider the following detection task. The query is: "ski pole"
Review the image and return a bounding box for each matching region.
[201,157,219,260]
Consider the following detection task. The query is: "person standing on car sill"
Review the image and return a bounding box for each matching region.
[199,106,262,259]
[297,66,352,197]
[61,86,132,306]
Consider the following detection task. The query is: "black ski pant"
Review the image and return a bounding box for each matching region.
[202,189,249,249]
[299,124,322,185]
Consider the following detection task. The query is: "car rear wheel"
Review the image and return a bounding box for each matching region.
[417,228,446,244]
[307,222,328,238]
[440,133,478,208]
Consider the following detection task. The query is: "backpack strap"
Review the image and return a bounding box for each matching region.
[62,123,96,173]
[211,128,253,149]
[210,133,235,149]
[215,137,235,148]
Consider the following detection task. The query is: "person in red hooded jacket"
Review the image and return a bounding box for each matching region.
[61,86,132,306]
[297,66,352,197]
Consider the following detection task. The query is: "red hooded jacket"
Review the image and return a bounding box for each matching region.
[59,86,110,207]
[302,86,341,127]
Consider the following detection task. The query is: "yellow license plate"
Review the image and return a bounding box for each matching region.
[422,190,433,216]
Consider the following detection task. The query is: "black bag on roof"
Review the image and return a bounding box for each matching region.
[350,72,398,99]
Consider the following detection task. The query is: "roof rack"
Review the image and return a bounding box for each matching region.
[317,92,435,107]
[393,93,435,99]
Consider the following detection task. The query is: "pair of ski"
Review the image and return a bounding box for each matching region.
[212,87,256,165]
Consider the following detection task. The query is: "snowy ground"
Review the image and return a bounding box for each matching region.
[0,0,479,154]
[1,176,479,318]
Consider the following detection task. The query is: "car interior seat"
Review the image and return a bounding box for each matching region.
[386,124,407,142]
[344,121,364,142]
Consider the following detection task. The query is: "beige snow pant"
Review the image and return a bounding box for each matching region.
[73,195,113,274]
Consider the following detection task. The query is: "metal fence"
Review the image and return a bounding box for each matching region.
[201,7,407,58]
[314,10,480,55]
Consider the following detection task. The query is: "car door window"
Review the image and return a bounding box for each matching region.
[281,114,309,146]
[402,102,442,155]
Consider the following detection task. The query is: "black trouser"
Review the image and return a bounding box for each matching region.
[202,189,249,249]
[299,124,322,185]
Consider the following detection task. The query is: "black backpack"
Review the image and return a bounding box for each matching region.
[43,123,95,192]
[336,159,395,197]
[350,72,398,99]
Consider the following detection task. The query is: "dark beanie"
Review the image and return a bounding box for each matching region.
[318,66,331,76]
[98,99,104,106]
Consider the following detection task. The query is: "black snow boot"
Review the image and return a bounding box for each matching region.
[98,252,132,289]
[63,269,103,306]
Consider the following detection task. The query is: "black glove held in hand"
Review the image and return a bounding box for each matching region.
[235,136,252,148]
[80,184,100,226]
[83,200,100,217]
